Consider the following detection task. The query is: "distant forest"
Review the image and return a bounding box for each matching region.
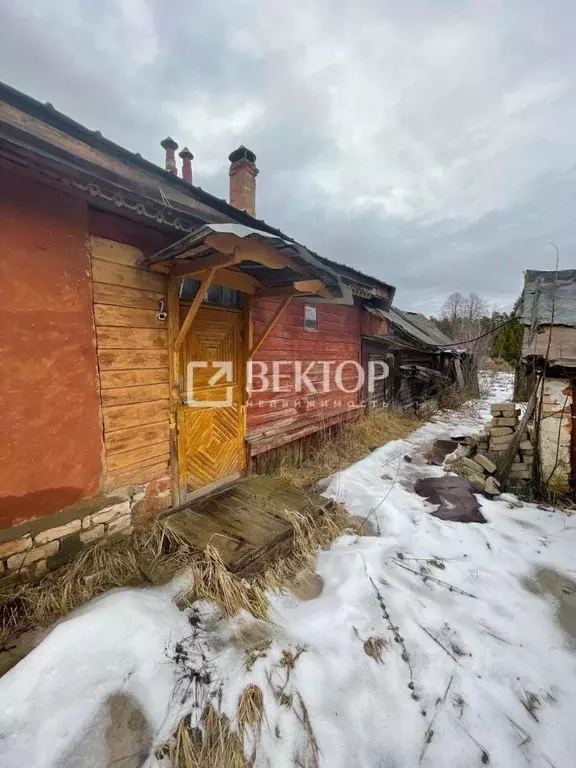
[430,291,523,365]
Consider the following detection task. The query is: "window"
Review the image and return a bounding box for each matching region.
[179,278,242,308]
[304,305,318,331]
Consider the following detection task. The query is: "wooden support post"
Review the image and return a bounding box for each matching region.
[248,296,292,359]
[167,277,181,507]
[175,268,216,351]
[242,296,253,470]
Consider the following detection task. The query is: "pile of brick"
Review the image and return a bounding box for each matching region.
[487,402,534,486]
[446,446,501,496]
[446,401,534,495]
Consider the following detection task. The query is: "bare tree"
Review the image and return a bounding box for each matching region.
[437,291,496,369]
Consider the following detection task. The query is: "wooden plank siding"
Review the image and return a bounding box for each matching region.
[247,298,362,448]
[90,235,170,489]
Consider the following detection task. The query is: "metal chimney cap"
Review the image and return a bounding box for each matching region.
[179,146,194,159]
[228,145,256,164]
[160,136,178,150]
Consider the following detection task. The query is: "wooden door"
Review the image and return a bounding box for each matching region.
[177,306,245,495]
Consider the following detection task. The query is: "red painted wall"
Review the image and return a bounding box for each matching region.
[247,298,361,436]
[361,308,388,338]
[0,170,103,527]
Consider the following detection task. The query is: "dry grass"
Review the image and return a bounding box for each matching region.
[295,692,321,768]
[162,706,246,768]
[437,384,477,411]
[237,684,264,735]
[363,636,389,664]
[176,501,349,621]
[160,686,263,768]
[0,520,209,648]
[274,409,423,489]
[177,544,269,621]
[162,686,319,767]
[0,538,145,648]
[1,494,349,648]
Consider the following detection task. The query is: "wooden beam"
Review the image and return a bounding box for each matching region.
[167,278,181,507]
[206,232,305,272]
[248,296,293,359]
[174,269,216,351]
[293,279,332,298]
[194,267,263,294]
[171,253,237,278]
[253,279,330,300]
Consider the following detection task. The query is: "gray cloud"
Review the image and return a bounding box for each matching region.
[1,0,574,313]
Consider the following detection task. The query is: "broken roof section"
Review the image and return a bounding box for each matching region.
[518,269,576,328]
[389,307,460,351]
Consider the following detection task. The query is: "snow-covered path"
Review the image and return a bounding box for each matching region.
[2,373,576,768]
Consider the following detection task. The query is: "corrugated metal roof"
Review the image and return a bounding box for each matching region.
[519,269,576,327]
[389,307,458,350]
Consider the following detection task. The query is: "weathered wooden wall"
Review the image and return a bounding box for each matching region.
[247,298,361,453]
[90,234,172,489]
[361,309,388,338]
[522,325,576,367]
[0,169,103,526]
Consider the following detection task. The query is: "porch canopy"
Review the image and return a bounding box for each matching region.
[142,222,344,300]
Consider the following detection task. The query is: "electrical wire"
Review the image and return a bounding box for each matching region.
[435,314,519,349]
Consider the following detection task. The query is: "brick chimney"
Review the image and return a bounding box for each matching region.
[160,136,178,175]
[228,145,258,215]
[179,147,194,184]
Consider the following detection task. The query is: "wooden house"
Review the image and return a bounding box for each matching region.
[357,306,471,411]
[0,82,396,574]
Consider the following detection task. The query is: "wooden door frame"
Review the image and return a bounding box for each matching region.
[168,281,250,506]
[167,285,302,505]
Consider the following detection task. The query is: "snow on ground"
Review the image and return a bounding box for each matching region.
[2,372,576,768]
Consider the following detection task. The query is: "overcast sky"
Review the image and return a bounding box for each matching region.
[1,0,573,313]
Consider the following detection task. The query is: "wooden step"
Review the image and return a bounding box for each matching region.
[165,475,329,577]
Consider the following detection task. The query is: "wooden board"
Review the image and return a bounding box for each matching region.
[106,442,171,473]
[91,235,171,491]
[100,368,169,389]
[105,422,169,455]
[96,326,167,349]
[166,476,330,577]
[101,383,170,407]
[92,258,166,293]
[107,459,170,489]
[91,235,170,272]
[102,400,169,433]
[93,282,165,311]
[98,349,169,370]
[94,303,166,329]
